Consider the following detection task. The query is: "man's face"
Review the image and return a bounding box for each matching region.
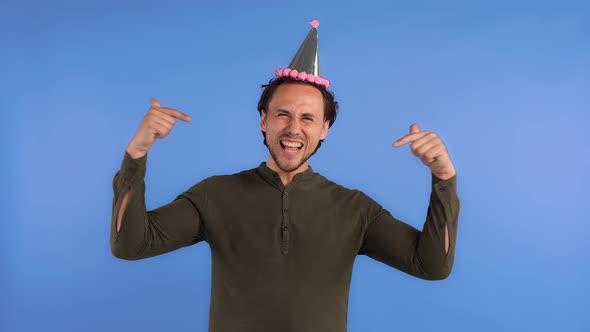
[261,83,329,174]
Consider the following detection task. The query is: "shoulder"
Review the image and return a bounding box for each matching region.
[180,167,260,204]
[312,172,377,206]
[194,167,260,190]
[311,172,391,224]
[186,166,265,195]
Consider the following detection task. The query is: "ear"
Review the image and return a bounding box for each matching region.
[320,120,329,140]
[260,110,267,132]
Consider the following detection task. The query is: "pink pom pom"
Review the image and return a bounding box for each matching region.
[283,68,291,76]
[297,72,308,80]
[314,76,322,84]
[306,74,316,82]
[289,70,299,78]
[275,69,283,77]
[310,19,320,29]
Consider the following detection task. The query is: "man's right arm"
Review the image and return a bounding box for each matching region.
[110,99,201,260]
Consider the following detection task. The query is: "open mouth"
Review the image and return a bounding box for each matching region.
[280,140,303,151]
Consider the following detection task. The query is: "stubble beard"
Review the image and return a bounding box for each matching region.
[267,138,321,173]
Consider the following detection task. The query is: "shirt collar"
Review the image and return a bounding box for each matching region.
[256,162,315,187]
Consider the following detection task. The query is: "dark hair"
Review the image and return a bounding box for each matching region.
[257,77,339,149]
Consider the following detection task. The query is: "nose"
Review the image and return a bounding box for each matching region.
[285,118,302,135]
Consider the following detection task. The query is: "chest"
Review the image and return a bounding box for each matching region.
[203,186,365,260]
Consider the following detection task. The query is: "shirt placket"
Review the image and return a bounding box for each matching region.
[281,187,291,255]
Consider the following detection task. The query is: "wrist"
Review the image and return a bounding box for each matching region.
[432,170,456,181]
[126,144,148,159]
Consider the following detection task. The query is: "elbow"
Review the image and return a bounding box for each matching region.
[428,268,452,281]
[416,245,455,280]
[424,264,453,281]
[111,249,140,261]
[415,254,454,280]
[110,238,144,261]
[111,246,140,261]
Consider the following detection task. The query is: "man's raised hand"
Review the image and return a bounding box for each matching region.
[392,123,456,180]
[126,99,192,159]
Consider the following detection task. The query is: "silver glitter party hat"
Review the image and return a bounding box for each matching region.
[275,19,330,88]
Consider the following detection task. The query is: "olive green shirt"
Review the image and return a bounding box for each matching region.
[111,152,460,332]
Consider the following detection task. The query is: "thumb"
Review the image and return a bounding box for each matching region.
[150,98,161,108]
[410,123,420,133]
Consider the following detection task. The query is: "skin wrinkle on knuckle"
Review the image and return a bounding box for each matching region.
[159,115,174,127]
[418,143,433,156]
[414,140,428,153]
[147,119,158,129]
[429,155,438,164]
[154,119,166,130]
[164,119,174,129]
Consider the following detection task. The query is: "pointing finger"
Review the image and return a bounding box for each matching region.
[152,105,192,122]
[392,131,430,147]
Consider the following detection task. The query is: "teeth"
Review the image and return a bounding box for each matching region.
[281,140,303,148]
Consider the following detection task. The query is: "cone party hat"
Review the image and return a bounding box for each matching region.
[275,19,330,88]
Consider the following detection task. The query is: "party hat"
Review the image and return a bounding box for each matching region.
[275,19,330,88]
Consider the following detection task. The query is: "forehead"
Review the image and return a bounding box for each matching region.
[268,83,324,114]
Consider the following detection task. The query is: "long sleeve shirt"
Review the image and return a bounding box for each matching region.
[111,152,460,332]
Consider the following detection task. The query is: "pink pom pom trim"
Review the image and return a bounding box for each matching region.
[310,19,320,29]
[274,68,330,88]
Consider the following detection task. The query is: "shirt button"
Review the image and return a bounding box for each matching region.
[283,208,288,213]
[440,186,447,192]
[282,225,288,231]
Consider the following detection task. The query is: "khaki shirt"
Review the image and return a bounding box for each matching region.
[111,152,460,332]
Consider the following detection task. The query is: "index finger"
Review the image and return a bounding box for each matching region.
[392,131,429,147]
[154,106,192,122]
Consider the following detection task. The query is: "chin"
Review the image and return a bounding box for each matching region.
[276,159,305,173]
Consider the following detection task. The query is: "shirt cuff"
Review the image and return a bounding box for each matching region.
[431,173,457,202]
[119,151,147,183]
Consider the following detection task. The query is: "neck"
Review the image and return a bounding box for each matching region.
[265,156,309,187]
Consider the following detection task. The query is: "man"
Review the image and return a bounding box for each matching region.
[111,20,459,332]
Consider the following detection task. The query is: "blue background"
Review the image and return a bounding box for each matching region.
[2,0,588,331]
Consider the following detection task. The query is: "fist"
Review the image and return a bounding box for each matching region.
[392,123,456,180]
[126,99,192,159]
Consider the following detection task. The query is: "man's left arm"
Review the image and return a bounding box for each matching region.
[359,174,459,279]
[359,123,460,280]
